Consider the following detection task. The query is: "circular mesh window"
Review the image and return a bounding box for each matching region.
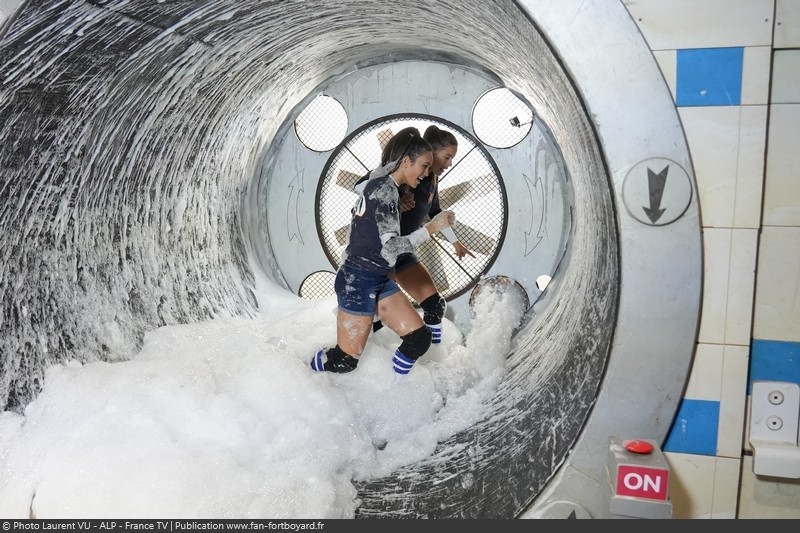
[295,94,348,152]
[472,88,533,149]
[316,115,507,301]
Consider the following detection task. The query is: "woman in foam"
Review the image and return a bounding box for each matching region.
[311,128,455,377]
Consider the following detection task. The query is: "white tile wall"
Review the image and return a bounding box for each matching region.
[733,105,768,228]
[723,228,757,346]
[666,453,740,518]
[680,107,744,228]
[771,50,800,103]
[666,453,716,518]
[623,0,774,49]
[718,344,748,459]
[775,0,800,48]
[710,457,740,518]
[741,46,772,105]
[679,105,766,231]
[685,343,723,400]
[763,104,800,226]
[698,228,732,345]
[753,226,800,342]
[694,228,756,345]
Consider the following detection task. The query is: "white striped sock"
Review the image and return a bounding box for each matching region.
[426,322,442,345]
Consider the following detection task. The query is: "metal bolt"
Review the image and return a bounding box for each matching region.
[768,390,784,405]
[766,415,783,430]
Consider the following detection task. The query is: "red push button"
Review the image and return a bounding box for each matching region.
[622,439,654,454]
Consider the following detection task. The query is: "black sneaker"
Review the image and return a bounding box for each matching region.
[310,348,359,373]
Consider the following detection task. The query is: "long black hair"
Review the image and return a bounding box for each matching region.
[423,124,458,152]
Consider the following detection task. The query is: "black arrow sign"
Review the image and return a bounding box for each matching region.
[643,165,669,223]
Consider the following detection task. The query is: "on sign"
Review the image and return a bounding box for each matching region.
[615,465,669,501]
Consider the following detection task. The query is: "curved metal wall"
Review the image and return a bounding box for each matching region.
[0,0,701,519]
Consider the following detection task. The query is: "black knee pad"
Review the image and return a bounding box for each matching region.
[397,325,432,361]
[420,293,446,325]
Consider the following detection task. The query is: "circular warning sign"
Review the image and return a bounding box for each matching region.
[622,158,692,226]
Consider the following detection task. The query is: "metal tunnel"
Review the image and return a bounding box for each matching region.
[0,0,702,519]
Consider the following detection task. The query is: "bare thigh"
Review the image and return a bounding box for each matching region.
[377,291,425,336]
[336,310,373,357]
[393,262,437,304]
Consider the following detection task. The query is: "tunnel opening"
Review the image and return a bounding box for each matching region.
[0,0,632,519]
[249,51,615,517]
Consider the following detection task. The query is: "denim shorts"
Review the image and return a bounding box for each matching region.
[335,263,402,316]
[394,252,421,273]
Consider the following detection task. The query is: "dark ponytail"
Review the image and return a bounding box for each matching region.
[423,125,458,152]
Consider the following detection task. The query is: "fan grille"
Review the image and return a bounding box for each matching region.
[314,115,506,302]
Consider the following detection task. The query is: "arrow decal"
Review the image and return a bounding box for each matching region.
[523,172,544,256]
[287,170,304,244]
[643,165,668,224]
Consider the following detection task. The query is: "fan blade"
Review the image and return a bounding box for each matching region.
[334,224,350,246]
[377,128,394,151]
[453,222,496,256]
[438,173,493,207]
[438,181,471,208]
[336,170,363,190]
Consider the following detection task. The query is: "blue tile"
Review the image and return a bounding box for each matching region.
[663,399,719,456]
[676,48,743,107]
[748,339,800,394]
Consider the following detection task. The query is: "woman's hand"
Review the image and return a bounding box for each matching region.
[426,210,455,234]
[399,189,415,212]
[453,241,475,260]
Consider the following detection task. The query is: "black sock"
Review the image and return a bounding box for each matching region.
[325,346,359,373]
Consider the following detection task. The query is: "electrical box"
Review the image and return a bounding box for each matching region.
[606,436,672,519]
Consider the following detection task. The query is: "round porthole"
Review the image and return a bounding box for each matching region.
[472,87,533,149]
[294,94,348,152]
